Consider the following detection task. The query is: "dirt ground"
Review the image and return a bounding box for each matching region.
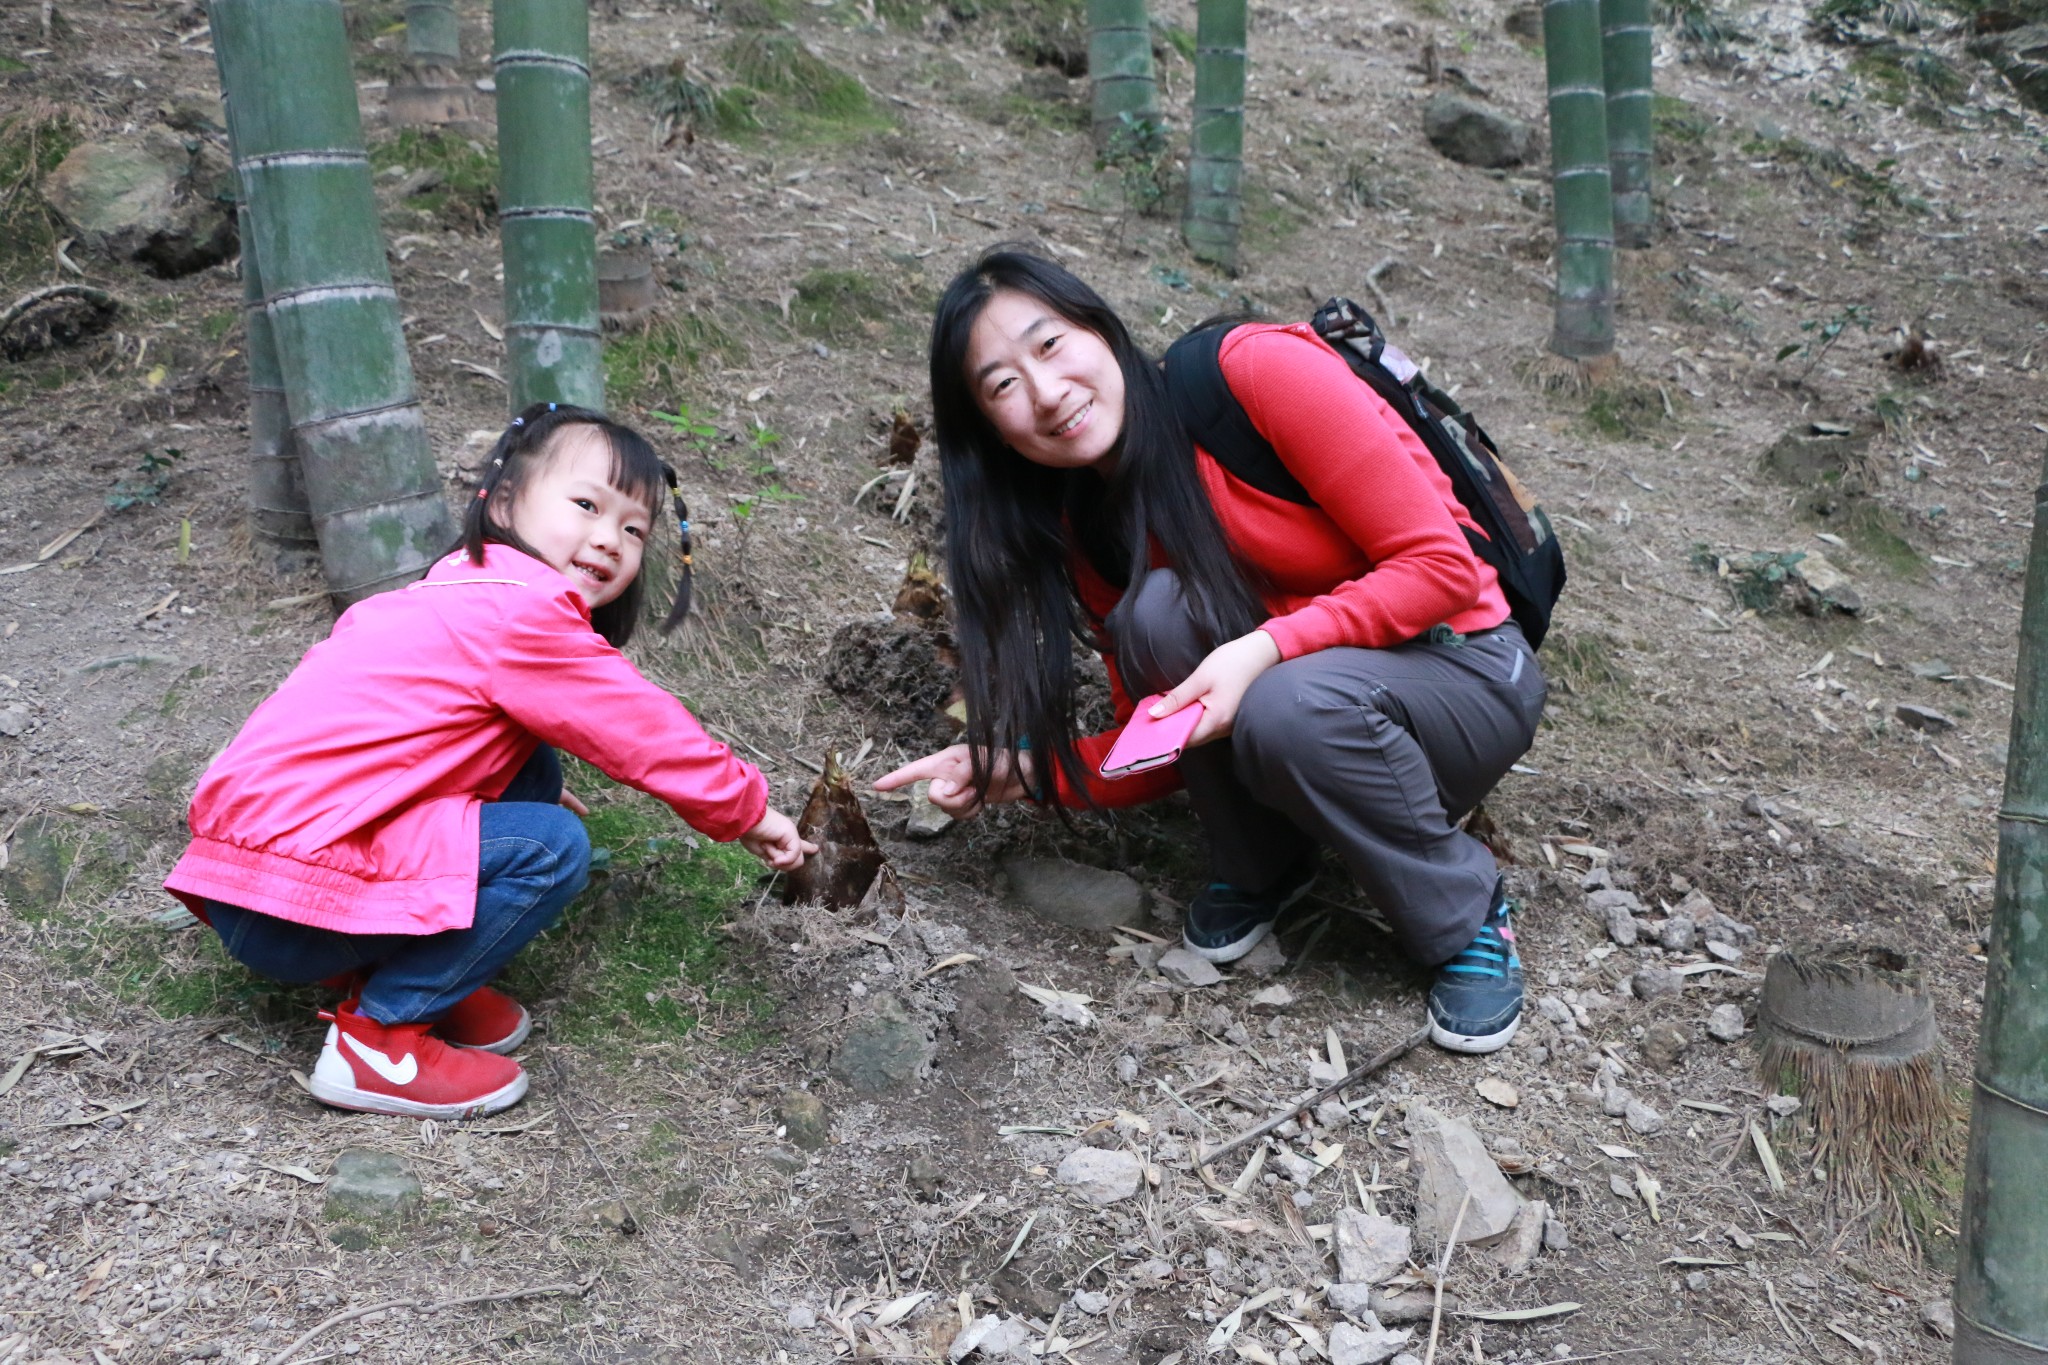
[1,0,2041,1360]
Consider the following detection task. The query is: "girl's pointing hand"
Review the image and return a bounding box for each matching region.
[740,808,818,871]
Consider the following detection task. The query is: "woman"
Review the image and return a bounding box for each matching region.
[874,247,1546,1054]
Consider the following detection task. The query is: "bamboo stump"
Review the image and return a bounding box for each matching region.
[1757,941,1955,1247]
[597,251,662,331]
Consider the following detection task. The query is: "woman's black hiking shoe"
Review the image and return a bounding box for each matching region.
[1181,864,1317,964]
[1427,899,1523,1053]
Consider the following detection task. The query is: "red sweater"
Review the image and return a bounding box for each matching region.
[1055,323,1509,808]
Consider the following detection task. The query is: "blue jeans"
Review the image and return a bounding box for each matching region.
[205,746,590,1025]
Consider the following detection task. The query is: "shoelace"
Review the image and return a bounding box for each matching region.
[1442,909,1519,979]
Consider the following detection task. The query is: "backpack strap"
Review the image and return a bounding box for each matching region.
[1162,324,1315,506]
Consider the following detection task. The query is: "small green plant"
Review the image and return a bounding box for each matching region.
[1665,0,1742,65]
[1096,112,1173,217]
[605,311,746,408]
[107,449,181,512]
[1776,303,1872,379]
[652,403,720,460]
[1695,546,1809,613]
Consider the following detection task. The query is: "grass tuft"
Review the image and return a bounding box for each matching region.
[368,128,498,230]
[605,309,748,411]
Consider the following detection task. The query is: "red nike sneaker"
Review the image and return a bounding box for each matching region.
[308,1002,527,1120]
[433,985,532,1054]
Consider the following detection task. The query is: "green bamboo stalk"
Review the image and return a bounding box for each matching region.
[212,0,454,605]
[406,0,461,70]
[207,14,316,561]
[1087,0,1159,153]
[1542,0,1616,361]
[1600,0,1654,249]
[493,0,604,414]
[1956,461,2048,1364]
[1183,0,1246,273]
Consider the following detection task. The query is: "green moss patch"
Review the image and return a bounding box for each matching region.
[497,778,772,1048]
[368,128,498,230]
[0,109,79,279]
[790,268,893,340]
[719,34,891,140]
[605,309,748,412]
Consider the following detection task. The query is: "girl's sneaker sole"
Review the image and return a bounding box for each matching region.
[307,1071,529,1120]
[1428,1014,1521,1055]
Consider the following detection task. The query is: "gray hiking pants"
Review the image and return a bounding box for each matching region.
[1122,570,1548,967]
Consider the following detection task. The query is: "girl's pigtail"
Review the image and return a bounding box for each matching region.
[658,463,694,633]
[461,414,528,565]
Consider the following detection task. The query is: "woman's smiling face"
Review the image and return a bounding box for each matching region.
[963,288,1126,472]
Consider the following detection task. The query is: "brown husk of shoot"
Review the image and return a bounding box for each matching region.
[780,751,885,912]
[1756,941,1961,1253]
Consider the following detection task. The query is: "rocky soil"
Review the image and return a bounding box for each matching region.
[4,0,2044,1360]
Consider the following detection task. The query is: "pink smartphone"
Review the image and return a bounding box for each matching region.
[1099,695,1205,779]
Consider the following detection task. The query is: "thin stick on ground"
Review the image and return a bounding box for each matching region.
[1198,1023,1429,1173]
[1423,1190,1472,1365]
[266,1273,596,1365]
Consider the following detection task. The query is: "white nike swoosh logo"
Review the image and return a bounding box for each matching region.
[342,1031,419,1085]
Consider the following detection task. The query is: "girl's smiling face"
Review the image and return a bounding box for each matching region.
[501,427,654,611]
[964,288,1126,472]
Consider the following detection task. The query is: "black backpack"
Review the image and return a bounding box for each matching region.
[1163,298,1566,650]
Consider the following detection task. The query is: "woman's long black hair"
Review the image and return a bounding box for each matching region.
[929,246,1269,807]
[462,401,694,648]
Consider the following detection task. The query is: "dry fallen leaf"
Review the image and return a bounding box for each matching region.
[1635,1166,1662,1222]
[1475,1077,1519,1109]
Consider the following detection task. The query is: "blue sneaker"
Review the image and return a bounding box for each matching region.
[1181,863,1317,964]
[1427,899,1523,1054]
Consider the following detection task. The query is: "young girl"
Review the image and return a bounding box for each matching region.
[166,403,814,1119]
[876,249,1547,1055]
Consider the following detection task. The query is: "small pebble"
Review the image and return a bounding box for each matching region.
[787,1304,817,1330]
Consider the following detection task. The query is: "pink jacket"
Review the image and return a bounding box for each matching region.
[164,544,768,936]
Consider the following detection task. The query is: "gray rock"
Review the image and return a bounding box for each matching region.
[1158,947,1224,988]
[1115,1054,1140,1084]
[777,1088,830,1151]
[1706,940,1744,963]
[1327,1282,1376,1315]
[1541,1217,1570,1252]
[1640,1021,1690,1071]
[1685,1270,1709,1292]
[1631,967,1684,1003]
[1909,659,1955,681]
[829,993,931,1094]
[1599,903,1640,947]
[1579,864,1613,891]
[1895,702,1956,733]
[762,1146,807,1175]
[787,1304,817,1330]
[1328,1319,1412,1365]
[1405,1104,1523,1246]
[1236,934,1289,976]
[1000,856,1145,932]
[1587,888,1647,915]
[1369,1288,1446,1325]
[1706,1004,1747,1042]
[1249,984,1297,1013]
[324,1148,421,1223]
[0,816,65,918]
[1316,1099,1351,1129]
[1421,93,1532,169]
[1601,1085,1633,1118]
[583,1197,640,1233]
[1071,1289,1110,1315]
[1536,995,1573,1027]
[1485,1197,1547,1274]
[1657,915,1696,953]
[1624,1099,1665,1136]
[903,781,954,839]
[1921,1298,1955,1340]
[0,705,27,737]
[1335,1209,1412,1285]
[1054,1147,1145,1205]
[41,129,236,277]
[1766,1094,1802,1117]
[1789,551,1862,614]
